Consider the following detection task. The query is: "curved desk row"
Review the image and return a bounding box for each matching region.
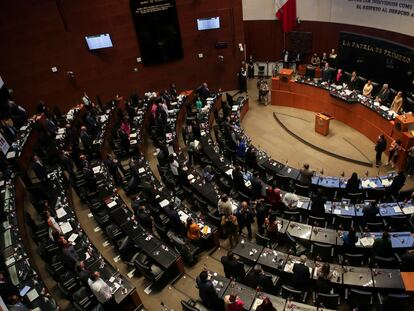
[271,78,414,170]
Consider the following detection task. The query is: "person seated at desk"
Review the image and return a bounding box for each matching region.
[375,84,390,104]
[196,271,221,309]
[341,227,358,254]
[88,271,115,309]
[218,194,233,216]
[315,263,332,294]
[390,91,404,114]
[187,217,201,242]
[255,297,277,311]
[346,172,361,193]
[236,201,255,239]
[244,264,274,293]
[348,71,358,90]
[224,293,244,311]
[310,188,327,218]
[389,170,406,196]
[292,255,311,291]
[310,53,320,67]
[299,163,314,186]
[373,231,392,257]
[362,201,379,225]
[363,80,374,97]
[221,250,244,279]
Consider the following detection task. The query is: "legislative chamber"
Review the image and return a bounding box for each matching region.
[1,1,414,311]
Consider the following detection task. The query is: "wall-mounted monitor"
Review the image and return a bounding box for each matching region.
[197,17,220,31]
[85,34,113,50]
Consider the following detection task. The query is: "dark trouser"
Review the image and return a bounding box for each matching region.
[388,150,396,163]
[103,298,117,310]
[257,218,265,235]
[407,156,414,174]
[376,151,382,165]
[239,222,252,239]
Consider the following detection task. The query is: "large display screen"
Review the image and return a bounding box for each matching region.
[85,34,113,50]
[197,17,220,31]
[130,0,183,65]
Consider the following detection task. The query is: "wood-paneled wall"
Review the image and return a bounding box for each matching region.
[0,0,244,115]
[244,20,414,63]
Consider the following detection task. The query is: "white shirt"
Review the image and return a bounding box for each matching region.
[170,160,179,176]
[82,95,91,106]
[88,278,112,303]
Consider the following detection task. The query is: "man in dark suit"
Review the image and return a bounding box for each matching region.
[32,155,48,182]
[221,251,244,280]
[310,188,326,218]
[80,126,93,154]
[373,231,392,258]
[375,134,387,167]
[251,174,263,200]
[196,271,221,309]
[236,201,255,239]
[244,264,274,292]
[232,165,250,195]
[135,205,153,230]
[292,255,311,291]
[389,171,406,196]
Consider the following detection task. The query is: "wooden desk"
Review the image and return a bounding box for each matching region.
[270,79,410,168]
[401,272,414,292]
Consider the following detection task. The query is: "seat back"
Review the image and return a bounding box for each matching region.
[281,285,304,302]
[316,292,340,310]
[312,242,333,261]
[347,192,364,204]
[255,232,270,248]
[373,256,397,269]
[334,215,353,230]
[294,183,310,196]
[308,215,326,227]
[366,222,384,232]
[344,253,364,266]
[348,288,373,308]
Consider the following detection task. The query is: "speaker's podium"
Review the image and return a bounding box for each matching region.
[315,113,333,136]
